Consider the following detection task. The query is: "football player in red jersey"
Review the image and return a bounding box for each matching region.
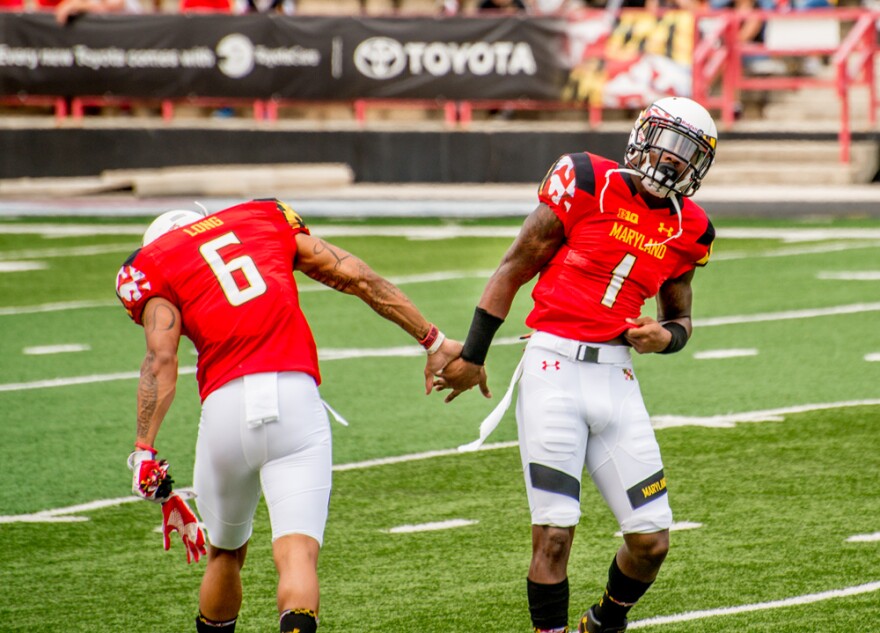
[116,199,461,633]
[436,97,718,633]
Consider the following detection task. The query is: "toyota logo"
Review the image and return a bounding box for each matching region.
[354,37,406,80]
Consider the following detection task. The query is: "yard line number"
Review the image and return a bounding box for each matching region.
[199,232,267,306]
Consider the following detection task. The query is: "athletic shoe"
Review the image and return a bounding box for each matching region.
[577,606,627,633]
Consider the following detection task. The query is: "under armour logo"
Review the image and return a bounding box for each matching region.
[541,360,561,371]
[657,223,674,238]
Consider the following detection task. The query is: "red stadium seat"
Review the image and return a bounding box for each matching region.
[34,0,62,8]
[0,0,24,11]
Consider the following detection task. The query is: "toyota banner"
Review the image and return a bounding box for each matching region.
[0,13,571,101]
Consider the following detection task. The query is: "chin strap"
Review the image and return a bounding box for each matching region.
[599,167,642,215]
[600,166,683,248]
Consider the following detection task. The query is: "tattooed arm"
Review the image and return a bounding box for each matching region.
[294,232,462,392]
[476,203,564,319]
[136,297,182,447]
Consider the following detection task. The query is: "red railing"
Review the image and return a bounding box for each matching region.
[654,8,877,163]
[832,11,878,162]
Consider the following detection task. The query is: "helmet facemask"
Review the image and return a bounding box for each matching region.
[625,109,716,198]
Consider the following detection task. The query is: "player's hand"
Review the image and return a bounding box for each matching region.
[162,494,207,564]
[433,357,491,403]
[623,316,671,354]
[424,337,463,395]
[127,449,174,503]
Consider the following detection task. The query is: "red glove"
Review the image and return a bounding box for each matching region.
[127,448,174,503]
[162,493,207,564]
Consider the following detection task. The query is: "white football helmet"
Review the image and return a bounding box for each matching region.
[624,96,717,198]
[142,209,203,246]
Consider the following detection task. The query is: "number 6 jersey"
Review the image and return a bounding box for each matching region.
[115,199,320,401]
[527,152,716,343]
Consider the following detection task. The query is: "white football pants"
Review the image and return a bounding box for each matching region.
[194,371,332,550]
[516,331,672,534]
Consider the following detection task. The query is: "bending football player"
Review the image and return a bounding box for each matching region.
[117,199,461,633]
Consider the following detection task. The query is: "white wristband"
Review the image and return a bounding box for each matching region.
[426,331,446,355]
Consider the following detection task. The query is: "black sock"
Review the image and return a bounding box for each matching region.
[195,612,237,632]
[593,557,652,626]
[527,577,569,631]
[279,608,318,633]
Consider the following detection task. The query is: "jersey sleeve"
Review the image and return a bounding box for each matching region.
[694,218,715,267]
[115,250,169,325]
[537,153,598,232]
[667,211,715,280]
[275,199,310,236]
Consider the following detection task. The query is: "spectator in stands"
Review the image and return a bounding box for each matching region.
[359,0,402,12]
[531,0,587,12]
[237,0,295,14]
[710,0,788,75]
[478,0,528,10]
[54,0,139,23]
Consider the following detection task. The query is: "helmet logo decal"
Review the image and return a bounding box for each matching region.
[116,265,151,303]
[543,156,576,211]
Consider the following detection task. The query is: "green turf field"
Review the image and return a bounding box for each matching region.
[0,212,878,632]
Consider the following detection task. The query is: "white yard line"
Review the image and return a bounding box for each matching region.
[692,348,758,360]
[846,532,880,543]
[387,519,479,534]
[2,296,879,390]
[0,300,117,316]
[716,228,880,242]
[0,443,516,523]
[817,271,880,281]
[629,581,880,629]
[4,396,880,522]
[693,302,880,327]
[714,240,880,261]
[23,344,91,355]
[0,243,137,260]
[298,269,496,293]
[0,261,46,272]
[0,224,145,237]
[651,399,880,430]
[333,441,518,472]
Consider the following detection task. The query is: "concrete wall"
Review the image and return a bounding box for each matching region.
[2,126,878,182]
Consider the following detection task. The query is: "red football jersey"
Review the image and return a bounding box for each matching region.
[115,199,320,401]
[526,152,715,342]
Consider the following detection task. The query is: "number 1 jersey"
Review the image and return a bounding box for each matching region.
[115,199,320,401]
[527,152,716,343]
